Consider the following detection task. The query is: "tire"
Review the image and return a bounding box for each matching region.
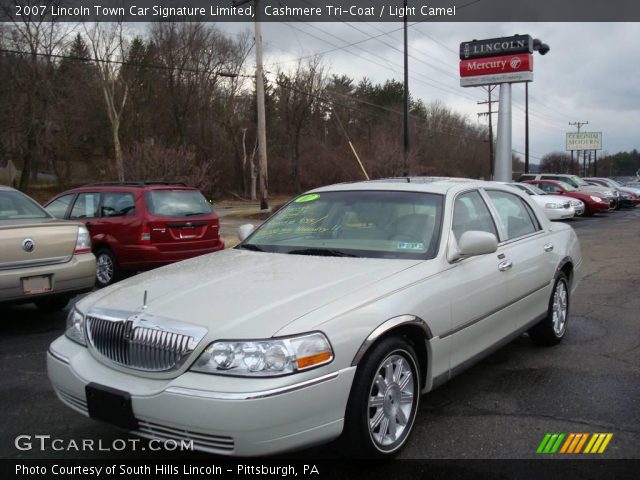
[34,296,70,313]
[341,336,421,458]
[95,248,119,288]
[529,272,570,346]
[583,204,593,216]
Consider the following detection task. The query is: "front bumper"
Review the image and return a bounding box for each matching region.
[47,336,355,456]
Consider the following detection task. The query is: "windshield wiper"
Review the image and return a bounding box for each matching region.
[184,211,208,216]
[236,244,265,252]
[287,248,359,257]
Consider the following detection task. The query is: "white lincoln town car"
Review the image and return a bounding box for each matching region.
[48,178,582,457]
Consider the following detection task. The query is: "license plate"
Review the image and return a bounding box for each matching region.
[86,383,138,430]
[22,275,52,295]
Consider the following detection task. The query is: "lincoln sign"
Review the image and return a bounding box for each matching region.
[459,35,535,87]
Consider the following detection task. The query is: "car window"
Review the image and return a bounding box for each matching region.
[0,190,50,220]
[70,192,100,219]
[536,182,558,193]
[486,190,539,240]
[101,192,135,217]
[46,193,75,219]
[146,190,212,218]
[243,190,444,260]
[452,191,497,242]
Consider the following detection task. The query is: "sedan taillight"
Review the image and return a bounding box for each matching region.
[74,225,92,254]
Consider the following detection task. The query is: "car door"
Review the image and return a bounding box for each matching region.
[483,189,557,330]
[444,190,513,372]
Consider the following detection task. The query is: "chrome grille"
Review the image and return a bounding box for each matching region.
[137,420,235,453]
[85,310,206,372]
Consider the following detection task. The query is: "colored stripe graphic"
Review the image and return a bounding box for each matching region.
[537,433,613,454]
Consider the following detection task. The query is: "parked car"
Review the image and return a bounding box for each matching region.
[48,178,582,457]
[505,182,582,219]
[0,186,95,312]
[583,177,639,207]
[45,182,224,287]
[518,173,617,208]
[523,180,611,216]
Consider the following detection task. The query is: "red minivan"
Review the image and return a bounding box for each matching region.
[45,182,224,287]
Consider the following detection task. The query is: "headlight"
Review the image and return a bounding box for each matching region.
[590,195,604,203]
[570,200,584,207]
[65,308,86,346]
[191,332,333,377]
[545,202,565,209]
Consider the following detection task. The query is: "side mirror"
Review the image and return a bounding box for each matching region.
[458,231,498,257]
[238,224,255,241]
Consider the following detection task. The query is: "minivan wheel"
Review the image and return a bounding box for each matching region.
[529,272,569,346]
[95,248,119,288]
[341,336,420,458]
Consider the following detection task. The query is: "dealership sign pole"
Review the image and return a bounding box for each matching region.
[460,35,534,181]
[566,132,602,176]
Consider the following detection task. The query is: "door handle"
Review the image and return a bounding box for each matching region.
[543,243,554,252]
[498,260,513,272]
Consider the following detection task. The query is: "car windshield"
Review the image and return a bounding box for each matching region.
[0,190,50,220]
[556,181,577,192]
[511,183,545,195]
[146,190,212,218]
[240,190,444,259]
[570,175,591,187]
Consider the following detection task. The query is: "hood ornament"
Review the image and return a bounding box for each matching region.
[142,290,148,310]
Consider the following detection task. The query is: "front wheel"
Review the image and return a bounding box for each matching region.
[341,337,420,458]
[529,272,570,346]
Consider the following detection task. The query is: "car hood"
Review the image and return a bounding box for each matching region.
[530,194,571,205]
[78,249,422,339]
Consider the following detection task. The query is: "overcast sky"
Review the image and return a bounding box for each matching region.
[215,21,640,163]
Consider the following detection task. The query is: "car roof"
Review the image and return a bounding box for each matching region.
[309,177,507,195]
[56,182,198,194]
[0,185,16,192]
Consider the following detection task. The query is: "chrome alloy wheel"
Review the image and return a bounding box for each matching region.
[552,279,568,336]
[367,353,416,448]
[96,253,114,285]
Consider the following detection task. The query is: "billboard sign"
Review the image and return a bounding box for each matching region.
[460,53,533,77]
[460,71,533,87]
[460,34,533,60]
[566,132,603,151]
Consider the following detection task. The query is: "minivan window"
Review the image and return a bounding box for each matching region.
[146,190,212,218]
[46,193,75,218]
[70,193,100,219]
[101,192,135,217]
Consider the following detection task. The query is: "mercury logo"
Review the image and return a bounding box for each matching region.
[510,57,522,69]
[22,238,35,253]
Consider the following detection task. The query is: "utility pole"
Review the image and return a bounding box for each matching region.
[525,82,529,173]
[236,0,268,210]
[402,0,409,176]
[569,120,588,133]
[478,86,498,179]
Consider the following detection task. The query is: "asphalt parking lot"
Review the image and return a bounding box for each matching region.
[1,208,638,460]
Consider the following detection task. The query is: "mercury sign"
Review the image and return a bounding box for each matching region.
[460,53,533,77]
[566,132,603,151]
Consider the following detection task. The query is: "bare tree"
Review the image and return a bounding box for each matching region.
[540,152,574,174]
[84,22,129,181]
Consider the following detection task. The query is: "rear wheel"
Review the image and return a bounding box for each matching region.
[95,248,119,288]
[529,272,569,346]
[341,336,420,458]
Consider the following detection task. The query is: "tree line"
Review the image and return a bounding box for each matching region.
[1,19,498,198]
